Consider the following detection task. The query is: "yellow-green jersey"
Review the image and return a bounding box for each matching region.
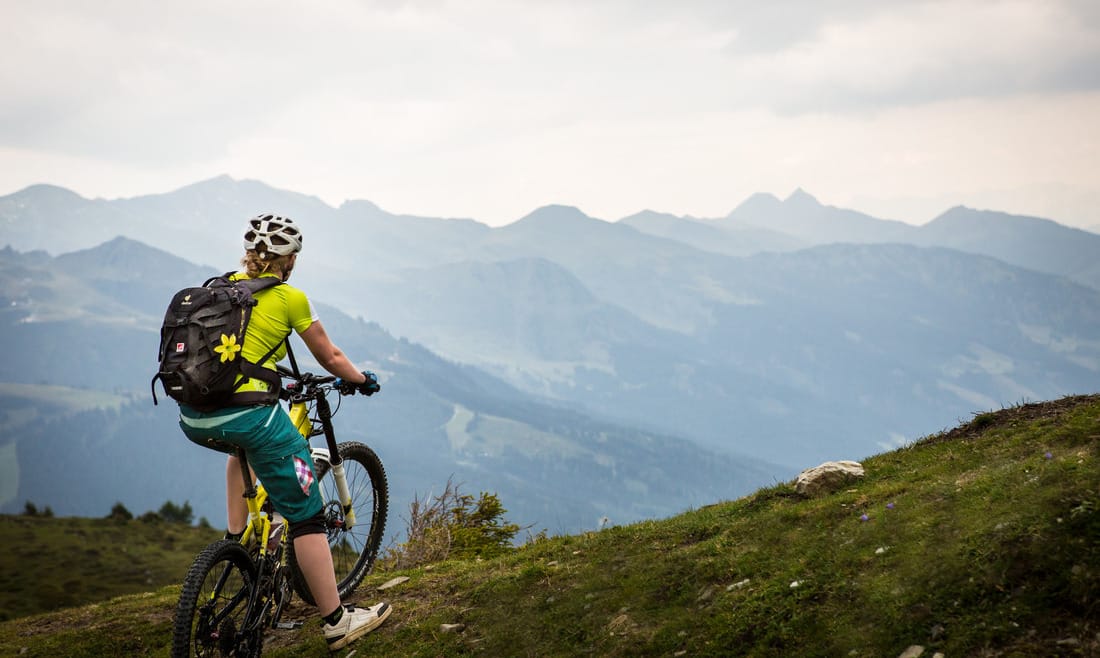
[228,272,318,396]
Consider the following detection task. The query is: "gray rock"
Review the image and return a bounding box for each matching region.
[795,461,865,497]
[377,576,410,590]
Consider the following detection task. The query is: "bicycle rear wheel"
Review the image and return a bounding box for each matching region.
[172,539,259,658]
[289,441,388,606]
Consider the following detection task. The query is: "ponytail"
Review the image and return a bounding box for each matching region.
[240,250,293,279]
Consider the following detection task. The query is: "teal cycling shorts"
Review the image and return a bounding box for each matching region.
[179,403,323,523]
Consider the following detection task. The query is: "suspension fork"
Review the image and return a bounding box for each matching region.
[314,393,357,529]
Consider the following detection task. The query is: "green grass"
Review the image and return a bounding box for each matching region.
[0,516,219,622]
[1,395,1098,656]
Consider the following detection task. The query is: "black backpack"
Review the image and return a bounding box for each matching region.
[151,274,286,411]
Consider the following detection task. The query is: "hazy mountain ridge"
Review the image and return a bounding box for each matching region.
[914,205,1100,289]
[479,204,743,334]
[0,240,778,535]
[2,177,1097,470]
[697,189,1100,290]
[357,236,1100,465]
[620,209,806,257]
[723,188,919,244]
[5,176,1096,289]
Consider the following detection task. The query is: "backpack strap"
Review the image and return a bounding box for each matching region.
[284,335,302,378]
[227,274,289,406]
[231,341,287,405]
[228,273,284,296]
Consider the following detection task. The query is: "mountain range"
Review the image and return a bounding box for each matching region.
[1,176,1097,533]
[0,237,777,536]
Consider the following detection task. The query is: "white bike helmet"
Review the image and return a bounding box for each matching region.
[243,214,303,257]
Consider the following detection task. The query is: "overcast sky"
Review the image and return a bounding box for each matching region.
[2,0,1098,227]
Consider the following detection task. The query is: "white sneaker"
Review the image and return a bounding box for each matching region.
[323,602,392,650]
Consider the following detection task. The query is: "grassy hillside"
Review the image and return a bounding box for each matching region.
[1,395,1097,656]
[0,515,219,621]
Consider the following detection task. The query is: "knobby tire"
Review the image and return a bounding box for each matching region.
[172,539,259,658]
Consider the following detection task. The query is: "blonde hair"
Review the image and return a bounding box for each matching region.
[240,250,294,279]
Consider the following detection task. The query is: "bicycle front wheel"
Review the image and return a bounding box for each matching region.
[172,539,259,658]
[289,441,388,606]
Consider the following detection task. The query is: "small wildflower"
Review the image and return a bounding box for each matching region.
[860,514,870,522]
[1044,452,1053,459]
[886,502,895,510]
[790,580,801,589]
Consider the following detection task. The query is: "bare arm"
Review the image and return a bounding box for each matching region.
[298,321,367,384]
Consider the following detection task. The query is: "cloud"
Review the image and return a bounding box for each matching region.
[720,0,1100,113]
[1,1,1098,226]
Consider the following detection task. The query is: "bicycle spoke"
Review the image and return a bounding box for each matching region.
[172,540,258,658]
[288,441,388,605]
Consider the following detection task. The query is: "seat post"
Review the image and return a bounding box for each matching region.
[236,447,257,500]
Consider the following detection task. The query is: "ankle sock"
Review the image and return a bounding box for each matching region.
[322,606,346,626]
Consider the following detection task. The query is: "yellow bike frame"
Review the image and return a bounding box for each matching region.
[288,398,311,438]
[242,397,356,540]
[236,399,311,550]
[238,461,276,552]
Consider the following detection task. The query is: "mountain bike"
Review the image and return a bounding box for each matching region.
[171,366,389,657]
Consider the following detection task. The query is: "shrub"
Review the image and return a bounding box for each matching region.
[107,502,133,521]
[384,477,521,569]
[158,500,194,525]
[21,501,53,517]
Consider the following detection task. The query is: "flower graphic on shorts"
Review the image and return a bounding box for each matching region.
[214,333,242,362]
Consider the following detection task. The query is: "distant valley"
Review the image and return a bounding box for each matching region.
[1,177,1097,536]
[0,238,777,537]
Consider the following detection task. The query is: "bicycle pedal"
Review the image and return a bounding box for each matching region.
[274,621,303,630]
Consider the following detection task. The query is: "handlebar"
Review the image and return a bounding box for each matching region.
[277,364,336,386]
[276,365,343,405]
[277,365,378,401]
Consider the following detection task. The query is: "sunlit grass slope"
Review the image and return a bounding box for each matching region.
[1,395,1097,657]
